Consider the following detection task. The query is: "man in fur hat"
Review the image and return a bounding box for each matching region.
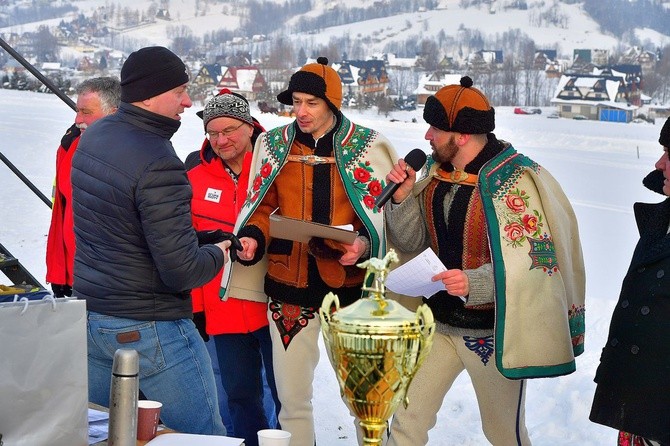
[382,77,585,445]
[227,57,398,445]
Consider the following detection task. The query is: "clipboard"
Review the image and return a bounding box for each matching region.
[269,209,358,244]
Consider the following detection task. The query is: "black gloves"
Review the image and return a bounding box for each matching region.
[192,311,209,342]
[196,229,243,262]
[51,283,72,297]
[196,229,227,245]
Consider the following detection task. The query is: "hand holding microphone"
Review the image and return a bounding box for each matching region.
[375,148,427,209]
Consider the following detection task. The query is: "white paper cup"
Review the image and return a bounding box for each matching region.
[257,429,292,446]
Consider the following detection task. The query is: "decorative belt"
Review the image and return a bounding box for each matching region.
[287,154,336,166]
[434,167,478,186]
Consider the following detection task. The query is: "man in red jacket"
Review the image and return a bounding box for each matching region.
[187,91,280,446]
[45,77,120,297]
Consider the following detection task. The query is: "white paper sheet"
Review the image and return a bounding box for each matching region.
[385,247,447,298]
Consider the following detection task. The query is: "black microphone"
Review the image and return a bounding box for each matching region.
[375,148,427,209]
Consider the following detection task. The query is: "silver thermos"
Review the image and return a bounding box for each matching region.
[108,348,139,446]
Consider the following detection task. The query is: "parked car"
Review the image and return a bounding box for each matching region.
[514,107,542,115]
[572,114,587,120]
[547,112,559,119]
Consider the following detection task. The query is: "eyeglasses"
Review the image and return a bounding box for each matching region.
[206,122,245,140]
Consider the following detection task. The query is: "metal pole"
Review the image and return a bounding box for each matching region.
[0,37,76,111]
[0,152,52,209]
[0,36,75,209]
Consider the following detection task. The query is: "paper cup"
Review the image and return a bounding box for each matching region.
[257,429,292,446]
[136,400,162,441]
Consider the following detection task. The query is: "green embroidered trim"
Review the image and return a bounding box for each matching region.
[569,303,585,356]
[244,126,291,209]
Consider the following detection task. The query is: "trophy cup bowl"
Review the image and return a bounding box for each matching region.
[319,251,435,445]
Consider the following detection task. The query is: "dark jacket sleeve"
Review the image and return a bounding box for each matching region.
[137,154,224,290]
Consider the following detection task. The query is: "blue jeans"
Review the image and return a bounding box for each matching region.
[204,338,234,433]
[87,311,226,435]
[214,325,281,446]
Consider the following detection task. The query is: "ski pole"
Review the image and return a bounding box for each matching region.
[0,152,52,208]
[0,37,76,111]
[0,36,77,209]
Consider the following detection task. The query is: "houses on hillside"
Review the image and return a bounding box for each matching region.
[1,26,666,121]
[550,72,638,123]
[415,72,462,106]
[334,59,389,100]
[190,63,267,103]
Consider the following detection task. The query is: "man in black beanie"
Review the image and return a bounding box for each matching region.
[590,116,670,445]
[71,46,230,436]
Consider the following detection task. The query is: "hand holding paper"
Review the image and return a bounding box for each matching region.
[385,248,447,298]
[386,248,467,301]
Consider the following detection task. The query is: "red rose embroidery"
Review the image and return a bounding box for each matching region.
[522,214,538,233]
[354,167,371,183]
[368,180,382,196]
[260,163,272,178]
[504,222,524,241]
[253,176,262,191]
[505,194,526,213]
[363,195,376,209]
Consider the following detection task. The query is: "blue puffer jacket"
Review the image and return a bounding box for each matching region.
[71,102,224,321]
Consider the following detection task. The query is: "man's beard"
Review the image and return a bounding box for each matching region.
[431,134,458,164]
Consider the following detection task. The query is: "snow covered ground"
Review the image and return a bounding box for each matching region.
[0,88,666,444]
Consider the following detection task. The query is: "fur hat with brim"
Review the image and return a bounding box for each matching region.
[277,57,342,113]
[423,76,495,134]
[120,46,189,103]
[660,117,670,148]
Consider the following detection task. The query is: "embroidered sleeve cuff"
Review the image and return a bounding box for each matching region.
[463,263,494,307]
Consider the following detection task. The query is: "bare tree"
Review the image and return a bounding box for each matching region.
[417,39,439,71]
[265,36,295,69]
[644,44,670,105]
[32,25,59,62]
[388,67,418,99]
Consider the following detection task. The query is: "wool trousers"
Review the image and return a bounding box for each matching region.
[267,305,322,446]
[386,331,531,446]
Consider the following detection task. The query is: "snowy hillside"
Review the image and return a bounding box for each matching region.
[2,0,669,61]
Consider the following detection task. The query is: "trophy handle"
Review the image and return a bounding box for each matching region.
[319,292,341,338]
[415,303,435,338]
[401,303,436,409]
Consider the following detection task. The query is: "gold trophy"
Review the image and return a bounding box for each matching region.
[319,250,435,445]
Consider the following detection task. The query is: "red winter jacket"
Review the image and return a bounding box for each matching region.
[187,140,268,335]
[46,124,80,287]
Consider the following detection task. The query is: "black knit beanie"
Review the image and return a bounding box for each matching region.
[660,117,670,148]
[120,46,189,102]
[423,76,495,134]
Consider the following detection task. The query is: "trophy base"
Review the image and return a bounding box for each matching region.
[360,419,387,445]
